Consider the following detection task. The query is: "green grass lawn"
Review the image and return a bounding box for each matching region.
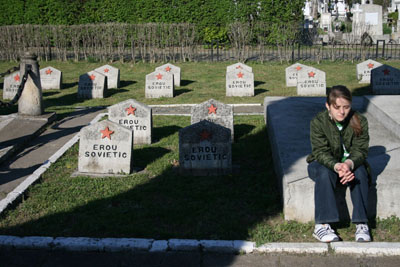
[0,61,400,243]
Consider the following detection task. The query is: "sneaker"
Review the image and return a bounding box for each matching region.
[313,224,340,243]
[355,224,371,242]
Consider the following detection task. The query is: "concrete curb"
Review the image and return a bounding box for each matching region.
[1,235,400,255]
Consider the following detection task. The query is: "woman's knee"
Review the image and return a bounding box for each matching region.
[354,165,368,183]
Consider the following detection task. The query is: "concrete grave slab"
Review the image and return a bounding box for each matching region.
[191,99,234,142]
[108,99,152,145]
[3,70,21,100]
[78,71,107,99]
[264,96,400,222]
[226,68,254,97]
[179,120,232,176]
[371,64,400,94]
[155,63,181,87]
[94,64,120,89]
[356,59,382,84]
[78,120,133,175]
[145,70,173,98]
[40,66,62,89]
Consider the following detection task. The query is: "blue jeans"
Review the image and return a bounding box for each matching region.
[307,161,369,224]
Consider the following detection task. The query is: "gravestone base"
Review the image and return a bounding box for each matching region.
[71,167,144,178]
[177,164,239,176]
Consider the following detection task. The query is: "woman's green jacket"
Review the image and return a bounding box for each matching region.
[306,109,369,172]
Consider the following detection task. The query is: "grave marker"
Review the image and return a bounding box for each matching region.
[145,70,174,98]
[108,99,152,145]
[191,99,234,142]
[356,59,382,83]
[78,120,133,174]
[78,71,107,99]
[297,67,326,95]
[371,64,400,94]
[40,66,62,90]
[155,63,181,87]
[2,71,21,100]
[179,120,232,176]
[94,64,120,89]
[226,69,254,97]
[226,62,252,73]
[285,63,309,87]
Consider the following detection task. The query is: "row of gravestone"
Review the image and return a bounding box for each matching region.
[79,98,234,176]
[285,60,400,95]
[4,60,400,100]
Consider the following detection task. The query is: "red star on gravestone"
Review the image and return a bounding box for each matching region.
[296,66,302,71]
[383,69,390,75]
[208,104,217,114]
[200,130,212,141]
[45,68,53,75]
[236,65,242,69]
[165,66,171,72]
[125,105,136,116]
[89,74,96,80]
[367,63,374,69]
[156,73,163,80]
[14,74,20,82]
[308,71,315,78]
[104,68,110,73]
[237,72,244,78]
[100,126,114,140]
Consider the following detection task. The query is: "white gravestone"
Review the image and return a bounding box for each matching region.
[40,66,62,90]
[371,64,400,94]
[226,69,254,97]
[285,63,310,87]
[179,120,232,176]
[191,99,234,142]
[356,59,382,83]
[297,67,326,95]
[190,99,234,142]
[226,62,252,74]
[3,70,21,100]
[108,99,152,145]
[78,71,107,99]
[145,71,174,98]
[155,63,181,87]
[94,64,120,89]
[78,120,133,174]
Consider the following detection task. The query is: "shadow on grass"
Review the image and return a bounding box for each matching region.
[254,81,265,87]
[152,125,182,142]
[174,89,192,97]
[255,89,268,95]
[62,82,78,89]
[180,80,195,86]
[133,147,170,169]
[0,124,280,244]
[352,85,372,95]
[107,88,129,97]
[234,123,256,141]
[42,91,60,97]
[43,92,86,108]
[119,80,136,88]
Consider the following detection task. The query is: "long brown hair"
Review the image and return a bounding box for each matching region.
[327,85,362,136]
